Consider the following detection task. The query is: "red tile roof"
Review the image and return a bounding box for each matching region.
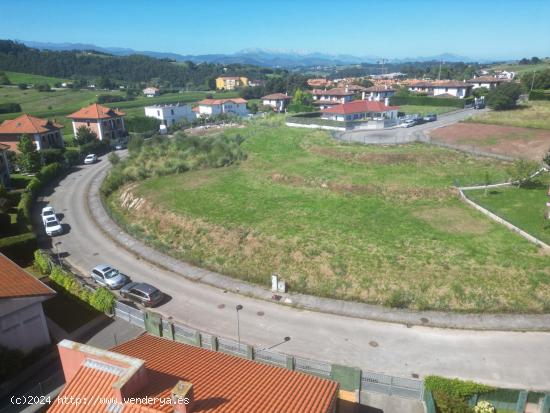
[67,103,125,119]
[262,93,292,100]
[198,98,248,105]
[321,100,399,115]
[51,334,338,413]
[410,81,473,89]
[312,88,354,96]
[364,86,396,92]
[0,114,64,135]
[0,253,55,299]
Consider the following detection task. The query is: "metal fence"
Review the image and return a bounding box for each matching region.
[254,348,288,368]
[0,371,65,413]
[114,301,145,328]
[362,371,424,400]
[217,337,249,358]
[294,356,332,379]
[173,322,198,344]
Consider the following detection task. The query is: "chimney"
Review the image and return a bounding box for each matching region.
[384,97,390,107]
[171,381,194,413]
[57,340,148,403]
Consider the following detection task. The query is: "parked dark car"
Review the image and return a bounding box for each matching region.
[474,102,486,109]
[120,282,164,307]
[423,113,437,122]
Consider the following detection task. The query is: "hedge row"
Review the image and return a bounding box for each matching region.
[424,376,494,413]
[0,102,22,114]
[529,90,550,101]
[0,232,37,261]
[389,95,472,108]
[35,249,115,313]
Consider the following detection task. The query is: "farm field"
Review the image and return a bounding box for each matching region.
[3,71,69,85]
[430,122,550,160]
[465,174,550,245]
[464,101,550,130]
[487,60,550,75]
[107,118,550,312]
[399,105,458,116]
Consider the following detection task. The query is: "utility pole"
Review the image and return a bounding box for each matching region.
[530,70,536,92]
[438,60,443,80]
[235,304,243,346]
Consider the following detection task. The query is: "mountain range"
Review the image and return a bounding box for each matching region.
[19,40,482,67]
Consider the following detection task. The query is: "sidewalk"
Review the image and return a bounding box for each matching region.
[88,161,550,331]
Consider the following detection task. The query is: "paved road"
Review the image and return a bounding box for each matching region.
[37,137,550,390]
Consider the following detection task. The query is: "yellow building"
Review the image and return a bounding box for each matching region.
[215,76,249,90]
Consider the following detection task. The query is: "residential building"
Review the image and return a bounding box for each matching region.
[144,103,195,126]
[409,81,473,98]
[195,98,249,117]
[0,253,55,353]
[467,76,508,89]
[307,78,333,88]
[0,114,64,152]
[321,99,399,122]
[312,88,354,109]
[362,85,396,102]
[261,93,292,112]
[215,76,249,90]
[0,143,10,188]
[248,79,265,87]
[143,86,160,97]
[50,335,339,413]
[67,103,126,141]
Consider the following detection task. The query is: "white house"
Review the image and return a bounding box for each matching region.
[321,99,399,122]
[311,87,354,109]
[467,76,508,89]
[261,93,292,112]
[144,103,195,126]
[362,85,396,102]
[409,81,473,98]
[0,253,55,353]
[195,98,249,117]
[143,87,160,97]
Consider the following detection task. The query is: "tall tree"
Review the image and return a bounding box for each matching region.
[74,126,97,146]
[17,134,41,173]
[486,83,522,110]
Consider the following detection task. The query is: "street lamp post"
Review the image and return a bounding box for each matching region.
[235,304,243,346]
[55,241,62,264]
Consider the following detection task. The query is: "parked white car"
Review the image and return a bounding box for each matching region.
[84,154,98,164]
[41,206,56,225]
[44,217,63,236]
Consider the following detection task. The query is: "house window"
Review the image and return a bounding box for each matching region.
[171,109,174,115]
[87,121,90,127]
[157,110,160,116]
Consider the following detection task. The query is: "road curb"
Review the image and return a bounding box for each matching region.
[85,155,550,332]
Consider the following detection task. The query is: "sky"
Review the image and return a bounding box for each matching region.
[0,0,549,60]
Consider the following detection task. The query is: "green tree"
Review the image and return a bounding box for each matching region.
[108,152,120,165]
[472,87,490,98]
[506,159,539,187]
[521,69,550,91]
[74,126,97,146]
[0,184,9,214]
[486,82,522,110]
[16,134,41,173]
[0,72,10,85]
[34,82,51,92]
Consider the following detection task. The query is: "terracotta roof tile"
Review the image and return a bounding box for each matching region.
[0,114,63,135]
[321,100,399,115]
[364,86,396,92]
[67,103,125,120]
[0,253,55,299]
[262,93,292,100]
[51,334,338,413]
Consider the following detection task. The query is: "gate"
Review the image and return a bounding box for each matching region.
[361,371,424,400]
[114,301,145,328]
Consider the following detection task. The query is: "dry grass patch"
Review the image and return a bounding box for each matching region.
[413,206,491,235]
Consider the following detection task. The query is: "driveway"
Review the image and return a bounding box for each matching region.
[35,148,550,390]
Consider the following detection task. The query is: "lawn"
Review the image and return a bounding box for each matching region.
[106,117,550,312]
[4,71,69,86]
[465,174,550,245]
[464,101,550,130]
[399,105,458,116]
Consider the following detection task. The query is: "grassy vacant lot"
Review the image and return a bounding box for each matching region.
[466,175,550,245]
[4,71,68,85]
[464,101,550,130]
[488,60,550,75]
[107,118,550,312]
[399,105,458,116]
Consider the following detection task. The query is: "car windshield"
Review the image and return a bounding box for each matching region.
[104,269,119,279]
[150,290,161,299]
[43,210,54,216]
[46,221,59,227]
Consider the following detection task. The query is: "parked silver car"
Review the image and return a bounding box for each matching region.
[91,265,130,289]
[120,282,164,307]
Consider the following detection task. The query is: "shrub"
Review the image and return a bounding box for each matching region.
[474,400,495,413]
[486,83,523,110]
[34,82,51,92]
[63,149,81,165]
[425,376,494,413]
[529,90,550,101]
[0,232,37,263]
[40,148,65,165]
[97,94,126,104]
[16,191,32,230]
[0,102,22,114]
[17,83,27,90]
[125,116,161,133]
[33,249,51,275]
[90,287,115,313]
[37,162,63,183]
[108,152,120,165]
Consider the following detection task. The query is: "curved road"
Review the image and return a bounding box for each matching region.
[38,133,550,390]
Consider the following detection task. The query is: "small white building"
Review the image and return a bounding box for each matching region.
[362,85,396,102]
[261,93,292,112]
[321,99,399,122]
[195,98,249,117]
[144,103,194,126]
[409,81,473,99]
[467,76,508,89]
[0,253,55,353]
[311,87,354,109]
[143,87,160,97]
